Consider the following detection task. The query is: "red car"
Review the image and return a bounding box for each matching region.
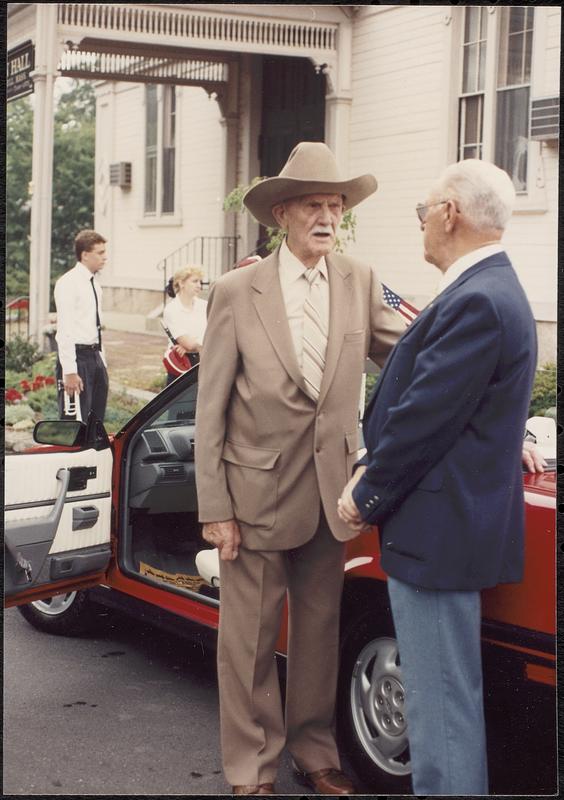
[5,366,556,793]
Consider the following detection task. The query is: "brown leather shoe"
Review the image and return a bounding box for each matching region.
[232,784,275,795]
[294,767,356,795]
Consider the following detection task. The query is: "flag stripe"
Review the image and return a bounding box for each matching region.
[382,284,420,324]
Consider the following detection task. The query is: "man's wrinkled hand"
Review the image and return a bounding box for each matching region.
[338,466,371,532]
[522,440,547,474]
[202,519,242,561]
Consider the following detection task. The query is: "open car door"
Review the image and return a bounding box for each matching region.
[4,416,113,608]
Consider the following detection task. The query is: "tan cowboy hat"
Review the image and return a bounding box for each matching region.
[243,141,378,228]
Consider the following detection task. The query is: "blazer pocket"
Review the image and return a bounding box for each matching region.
[222,440,280,470]
[222,440,281,529]
[344,330,365,343]
[415,463,444,492]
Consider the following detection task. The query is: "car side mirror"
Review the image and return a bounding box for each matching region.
[33,419,87,447]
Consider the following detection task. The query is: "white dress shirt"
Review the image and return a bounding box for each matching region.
[54,262,105,375]
[278,238,330,368]
[162,295,208,352]
[437,243,505,294]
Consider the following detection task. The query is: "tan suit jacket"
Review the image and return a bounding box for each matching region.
[195,247,406,550]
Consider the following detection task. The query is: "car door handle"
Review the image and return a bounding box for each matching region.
[72,506,100,530]
[5,468,71,542]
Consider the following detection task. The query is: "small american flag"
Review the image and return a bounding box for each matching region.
[382,284,419,324]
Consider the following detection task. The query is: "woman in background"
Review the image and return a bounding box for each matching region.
[162,265,207,385]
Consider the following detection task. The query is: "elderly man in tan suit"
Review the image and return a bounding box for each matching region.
[195,142,406,795]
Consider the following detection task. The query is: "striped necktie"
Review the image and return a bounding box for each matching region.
[302,267,328,402]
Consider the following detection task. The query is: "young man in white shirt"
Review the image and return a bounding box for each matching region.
[54,229,109,422]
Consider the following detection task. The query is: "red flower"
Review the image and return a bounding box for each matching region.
[19,380,31,392]
[44,376,56,385]
[6,388,23,403]
[32,380,43,391]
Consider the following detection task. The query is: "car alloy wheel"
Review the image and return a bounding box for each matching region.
[17,589,103,636]
[30,593,78,616]
[350,636,410,777]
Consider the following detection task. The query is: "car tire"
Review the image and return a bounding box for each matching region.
[17,590,104,636]
[338,612,412,792]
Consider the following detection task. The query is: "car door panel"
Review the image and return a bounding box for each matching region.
[4,447,113,601]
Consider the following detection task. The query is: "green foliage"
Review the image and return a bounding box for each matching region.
[103,391,145,434]
[5,335,43,372]
[25,385,58,413]
[32,352,58,378]
[148,374,167,393]
[6,96,33,298]
[5,368,28,387]
[529,363,556,417]
[363,371,380,408]
[51,81,96,297]
[224,179,357,254]
[6,404,36,425]
[223,176,264,213]
[6,80,96,302]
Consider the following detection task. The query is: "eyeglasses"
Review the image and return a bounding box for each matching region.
[415,200,448,223]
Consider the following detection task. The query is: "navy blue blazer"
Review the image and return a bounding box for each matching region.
[353,252,537,590]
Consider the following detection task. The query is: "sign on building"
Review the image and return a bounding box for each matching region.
[7,41,35,102]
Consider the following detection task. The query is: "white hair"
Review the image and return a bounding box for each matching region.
[435,159,516,231]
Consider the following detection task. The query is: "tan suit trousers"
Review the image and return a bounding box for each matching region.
[217,511,346,785]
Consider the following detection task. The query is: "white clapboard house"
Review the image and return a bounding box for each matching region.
[7,4,560,360]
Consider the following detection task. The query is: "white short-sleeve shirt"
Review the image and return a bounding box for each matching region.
[162,295,208,350]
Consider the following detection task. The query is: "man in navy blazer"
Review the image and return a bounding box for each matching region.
[338,159,537,795]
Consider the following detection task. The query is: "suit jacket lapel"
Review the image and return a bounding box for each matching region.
[251,250,308,392]
[318,254,353,407]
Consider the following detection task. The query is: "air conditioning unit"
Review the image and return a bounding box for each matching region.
[530,97,559,141]
[109,162,132,188]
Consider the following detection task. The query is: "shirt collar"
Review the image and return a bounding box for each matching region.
[279,237,328,283]
[437,243,505,293]
[75,261,96,281]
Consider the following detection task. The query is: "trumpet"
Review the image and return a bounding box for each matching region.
[58,380,82,421]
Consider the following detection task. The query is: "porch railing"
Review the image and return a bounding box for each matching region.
[156,235,240,301]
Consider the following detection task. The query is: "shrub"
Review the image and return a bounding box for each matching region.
[5,335,42,372]
[103,391,145,434]
[6,403,35,425]
[26,385,58,413]
[149,374,167,393]
[529,363,556,417]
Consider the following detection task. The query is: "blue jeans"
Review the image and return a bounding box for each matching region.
[387,577,488,795]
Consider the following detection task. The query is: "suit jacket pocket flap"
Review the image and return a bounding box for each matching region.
[345,431,359,455]
[344,330,364,342]
[222,440,281,470]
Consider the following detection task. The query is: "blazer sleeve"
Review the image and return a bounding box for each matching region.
[367,265,407,367]
[353,291,502,524]
[194,280,239,523]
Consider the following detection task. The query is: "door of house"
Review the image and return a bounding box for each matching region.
[258,56,326,250]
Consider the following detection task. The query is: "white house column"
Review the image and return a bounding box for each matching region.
[28,3,58,347]
[324,16,353,172]
[217,61,240,251]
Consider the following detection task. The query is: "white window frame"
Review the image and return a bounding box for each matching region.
[140,84,183,227]
[448,6,548,214]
